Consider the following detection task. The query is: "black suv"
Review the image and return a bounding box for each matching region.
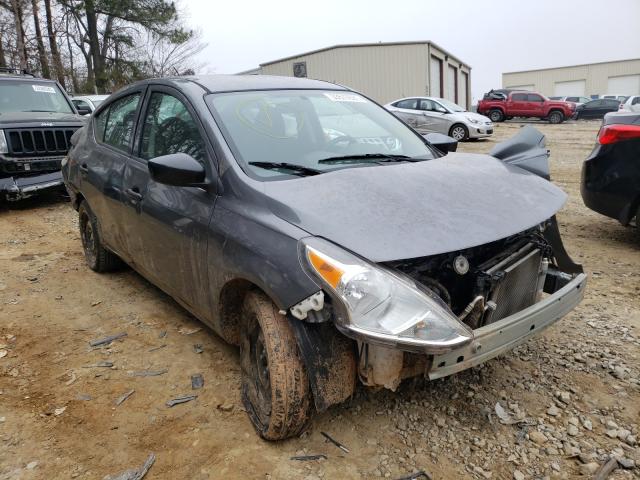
[0,68,86,201]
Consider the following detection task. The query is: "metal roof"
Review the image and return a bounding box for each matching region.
[504,58,640,75]
[259,41,471,69]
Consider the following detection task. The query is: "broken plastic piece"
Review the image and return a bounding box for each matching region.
[89,332,127,347]
[290,291,324,320]
[166,394,197,407]
[191,374,204,390]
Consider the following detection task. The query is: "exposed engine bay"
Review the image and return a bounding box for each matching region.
[385,225,554,330]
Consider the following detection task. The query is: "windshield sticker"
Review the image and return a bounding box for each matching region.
[32,85,56,94]
[323,92,366,103]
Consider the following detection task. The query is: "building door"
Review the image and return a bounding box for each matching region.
[430,56,442,97]
[554,80,586,97]
[607,75,640,95]
[460,72,469,109]
[446,65,458,103]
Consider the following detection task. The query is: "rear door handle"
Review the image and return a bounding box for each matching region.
[125,187,143,202]
[79,163,89,173]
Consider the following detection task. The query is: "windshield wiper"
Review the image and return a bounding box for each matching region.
[248,161,322,177]
[318,153,417,164]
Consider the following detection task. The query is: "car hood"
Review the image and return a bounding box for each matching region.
[0,111,85,126]
[263,153,566,262]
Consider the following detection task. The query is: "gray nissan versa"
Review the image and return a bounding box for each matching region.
[62,75,587,440]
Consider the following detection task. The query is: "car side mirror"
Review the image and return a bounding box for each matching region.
[76,106,91,116]
[423,132,458,154]
[148,153,207,187]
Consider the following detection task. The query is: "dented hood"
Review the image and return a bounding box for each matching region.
[263,153,566,262]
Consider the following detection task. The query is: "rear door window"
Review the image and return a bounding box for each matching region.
[394,99,418,110]
[95,93,141,152]
[512,93,528,101]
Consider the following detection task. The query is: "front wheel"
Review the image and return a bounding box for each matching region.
[240,291,312,440]
[548,111,564,124]
[489,109,504,122]
[449,124,469,141]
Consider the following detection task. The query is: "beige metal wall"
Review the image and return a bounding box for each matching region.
[502,59,640,96]
[259,43,471,107]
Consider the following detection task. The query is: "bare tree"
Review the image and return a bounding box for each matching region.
[145,29,206,77]
[10,0,27,70]
[44,0,65,86]
[31,0,50,77]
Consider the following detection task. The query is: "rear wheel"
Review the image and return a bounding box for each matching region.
[449,124,469,141]
[240,291,312,440]
[78,201,123,272]
[489,109,504,122]
[548,110,564,124]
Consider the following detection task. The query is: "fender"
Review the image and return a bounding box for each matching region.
[287,318,357,412]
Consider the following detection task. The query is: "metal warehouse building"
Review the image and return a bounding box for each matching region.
[502,58,640,97]
[252,41,472,109]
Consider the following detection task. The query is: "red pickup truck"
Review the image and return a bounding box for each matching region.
[477,91,575,124]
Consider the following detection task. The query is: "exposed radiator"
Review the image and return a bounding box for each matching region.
[484,244,544,324]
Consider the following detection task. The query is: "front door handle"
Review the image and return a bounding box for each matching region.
[125,187,143,203]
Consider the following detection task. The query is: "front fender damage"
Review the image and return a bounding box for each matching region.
[287,318,357,412]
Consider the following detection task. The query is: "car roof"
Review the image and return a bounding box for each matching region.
[0,75,56,82]
[152,74,349,93]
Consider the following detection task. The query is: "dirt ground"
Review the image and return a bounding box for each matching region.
[1,120,638,480]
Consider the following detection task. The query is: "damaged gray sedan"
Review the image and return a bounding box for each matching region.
[62,75,586,440]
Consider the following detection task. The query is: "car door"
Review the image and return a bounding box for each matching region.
[121,85,216,315]
[416,99,450,134]
[388,99,423,129]
[582,100,601,119]
[82,91,144,260]
[526,93,545,116]
[509,93,528,116]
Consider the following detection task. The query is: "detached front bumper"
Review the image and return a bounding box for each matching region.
[427,272,587,379]
[0,171,64,201]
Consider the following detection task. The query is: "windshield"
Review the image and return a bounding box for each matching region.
[208,90,436,179]
[436,98,466,112]
[0,80,73,114]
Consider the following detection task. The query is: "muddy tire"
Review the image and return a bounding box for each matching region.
[78,201,123,272]
[449,123,469,141]
[240,291,311,440]
[548,110,564,124]
[489,109,504,122]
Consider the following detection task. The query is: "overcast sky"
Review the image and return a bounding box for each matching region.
[186,0,640,102]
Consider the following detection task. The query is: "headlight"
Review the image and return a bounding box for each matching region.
[466,117,480,124]
[300,237,472,353]
[0,130,7,154]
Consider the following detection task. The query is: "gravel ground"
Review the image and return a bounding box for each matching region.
[0,120,638,480]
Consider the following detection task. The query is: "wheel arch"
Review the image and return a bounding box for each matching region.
[218,277,357,412]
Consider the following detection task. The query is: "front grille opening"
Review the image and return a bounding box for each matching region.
[5,127,78,158]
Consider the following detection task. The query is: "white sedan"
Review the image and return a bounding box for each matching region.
[71,95,110,115]
[385,97,493,141]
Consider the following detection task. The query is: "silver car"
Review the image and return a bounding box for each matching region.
[71,94,110,115]
[385,97,494,141]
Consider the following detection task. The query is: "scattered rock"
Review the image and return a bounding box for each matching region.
[546,405,560,417]
[513,470,525,480]
[528,430,547,445]
[578,462,600,475]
